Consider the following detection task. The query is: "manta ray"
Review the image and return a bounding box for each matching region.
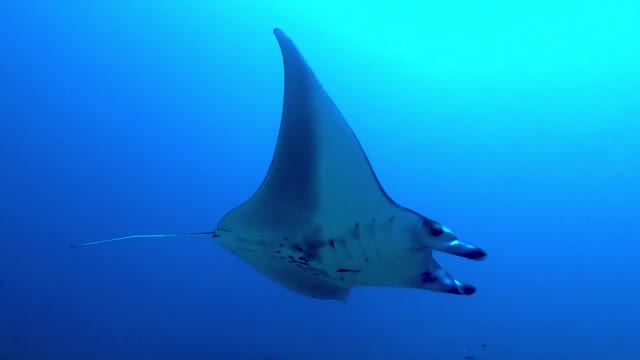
[72,29,487,301]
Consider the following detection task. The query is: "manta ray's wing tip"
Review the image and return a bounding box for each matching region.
[273,28,290,44]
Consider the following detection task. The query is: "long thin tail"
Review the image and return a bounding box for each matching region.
[69,231,215,248]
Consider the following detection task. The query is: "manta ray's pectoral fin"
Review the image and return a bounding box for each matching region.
[420,258,476,295]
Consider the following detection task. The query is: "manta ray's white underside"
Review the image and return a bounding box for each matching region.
[214,29,487,301]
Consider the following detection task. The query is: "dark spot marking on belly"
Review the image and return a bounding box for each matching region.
[279,243,285,247]
[336,268,361,273]
[328,239,340,264]
[275,250,281,254]
[298,256,307,262]
[421,270,438,284]
[303,238,325,262]
[293,245,304,252]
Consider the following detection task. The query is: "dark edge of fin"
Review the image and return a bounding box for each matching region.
[69,231,215,248]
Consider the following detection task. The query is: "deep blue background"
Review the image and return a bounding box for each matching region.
[1,1,639,359]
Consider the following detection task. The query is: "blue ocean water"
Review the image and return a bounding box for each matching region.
[1,1,639,359]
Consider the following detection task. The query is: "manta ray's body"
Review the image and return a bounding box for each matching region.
[214,29,486,301]
[73,29,486,301]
